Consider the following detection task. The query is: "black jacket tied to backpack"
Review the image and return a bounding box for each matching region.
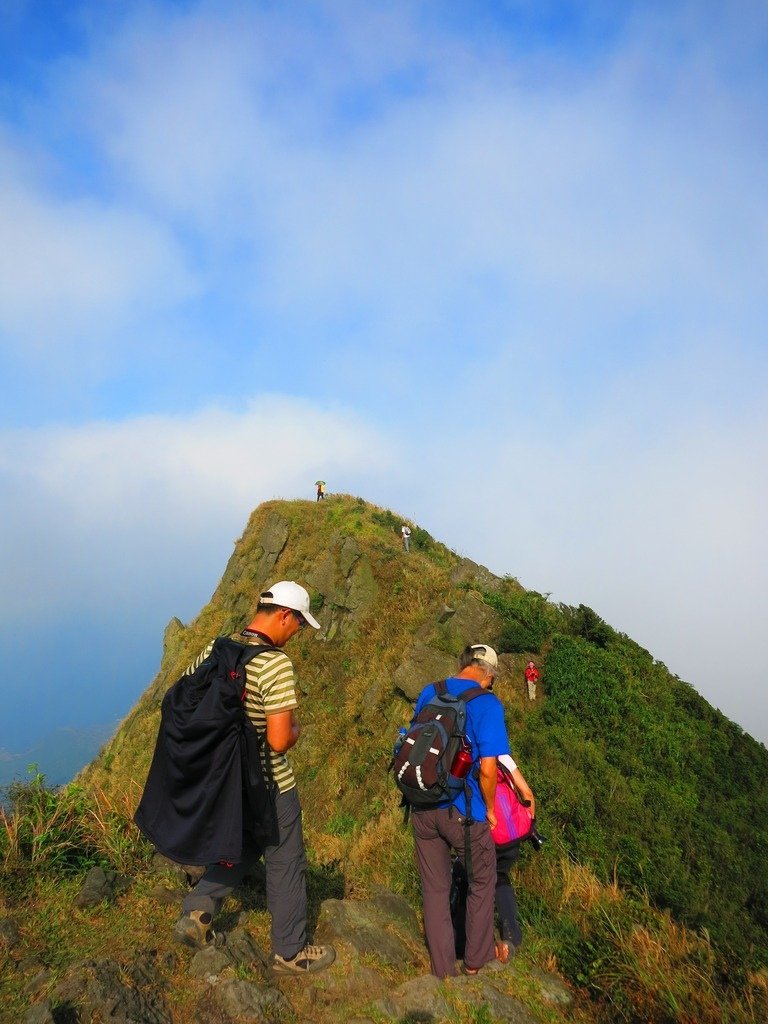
[134,637,279,866]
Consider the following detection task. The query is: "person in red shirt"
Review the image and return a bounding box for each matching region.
[524,661,539,701]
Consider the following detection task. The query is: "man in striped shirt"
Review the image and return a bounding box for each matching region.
[175,581,336,975]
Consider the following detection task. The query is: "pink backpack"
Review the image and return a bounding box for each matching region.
[490,763,534,848]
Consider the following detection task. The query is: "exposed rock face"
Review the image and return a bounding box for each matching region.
[161,617,186,672]
[315,891,428,970]
[74,866,131,908]
[450,557,505,593]
[36,954,174,1024]
[306,542,378,631]
[436,591,503,656]
[236,510,291,592]
[393,643,457,701]
[394,591,504,700]
[203,978,292,1023]
[0,916,21,949]
[376,963,539,1022]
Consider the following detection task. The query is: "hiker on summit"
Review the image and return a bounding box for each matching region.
[174,582,336,975]
[408,644,510,978]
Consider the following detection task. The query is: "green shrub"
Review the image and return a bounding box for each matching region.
[485,589,563,653]
[561,603,615,648]
[371,509,400,532]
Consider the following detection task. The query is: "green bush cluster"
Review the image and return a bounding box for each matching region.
[519,635,768,966]
[370,509,400,532]
[485,589,564,653]
[560,603,615,648]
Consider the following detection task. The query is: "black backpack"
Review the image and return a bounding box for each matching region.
[134,637,279,866]
[392,680,490,811]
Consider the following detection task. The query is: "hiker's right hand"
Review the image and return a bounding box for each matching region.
[486,809,497,829]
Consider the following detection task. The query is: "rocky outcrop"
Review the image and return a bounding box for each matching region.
[394,591,504,700]
[450,557,505,594]
[393,643,456,701]
[315,890,428,970]
[27,953,174,1024]
[375,963,539,1022]
[0,915,21,949]
[74,866,131,908]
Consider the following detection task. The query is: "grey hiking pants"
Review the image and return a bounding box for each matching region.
[412,806,496,978]
[183,787,307,959]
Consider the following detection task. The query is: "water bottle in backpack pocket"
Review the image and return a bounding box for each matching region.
[391,681,490,809]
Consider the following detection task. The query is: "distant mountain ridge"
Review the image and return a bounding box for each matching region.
[81,496,768,969]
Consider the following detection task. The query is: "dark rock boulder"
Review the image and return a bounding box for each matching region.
[210,979,292,1022]
[44,954,172,1023]
[74,866,131,908]
[0,915,21,948]
[188,926,270,982]
[377,963,539,1023]
[314,891,428,970]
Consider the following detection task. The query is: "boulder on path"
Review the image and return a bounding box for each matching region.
[377,963,540,1023]
[315,890,428,970]
[0,915,21,948]
[188,926,270,983]
[74,866,131,908]
[45,953,172,1023]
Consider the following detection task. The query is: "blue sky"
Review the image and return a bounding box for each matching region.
[1,0,766,752]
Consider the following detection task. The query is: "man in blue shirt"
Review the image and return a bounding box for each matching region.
[410,643,509,978]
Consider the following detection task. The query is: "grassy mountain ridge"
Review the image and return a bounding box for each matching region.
[5,494,768,1023]
[84,495,768,965]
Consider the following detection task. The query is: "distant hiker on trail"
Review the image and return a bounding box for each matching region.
[525,661,539,701]
[142,581,335,975]
[401,524,411,552]
[399,644,510,978]
[315,480,326,501]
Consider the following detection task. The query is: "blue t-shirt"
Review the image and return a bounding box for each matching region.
[411,677,510,821]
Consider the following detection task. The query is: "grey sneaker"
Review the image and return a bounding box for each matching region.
[174,911,225,950]
[271,943,336,974]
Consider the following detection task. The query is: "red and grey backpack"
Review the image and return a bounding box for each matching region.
[392,680,490,811]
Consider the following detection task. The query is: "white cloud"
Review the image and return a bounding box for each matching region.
[0,132,194,362]
[0,396,393,618]
[54,1,768,331]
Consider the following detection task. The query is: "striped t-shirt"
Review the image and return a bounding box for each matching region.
[184,633,298,794]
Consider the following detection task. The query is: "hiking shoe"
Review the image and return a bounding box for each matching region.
[271,943,336,975]
[174,911,225,950]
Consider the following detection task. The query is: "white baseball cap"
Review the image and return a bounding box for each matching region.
[469,644,498,670]
[260,581,321,629]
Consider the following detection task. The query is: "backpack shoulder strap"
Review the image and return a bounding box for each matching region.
[458,686,491,703]
[240,642,277,664]
[433,679,448,697]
